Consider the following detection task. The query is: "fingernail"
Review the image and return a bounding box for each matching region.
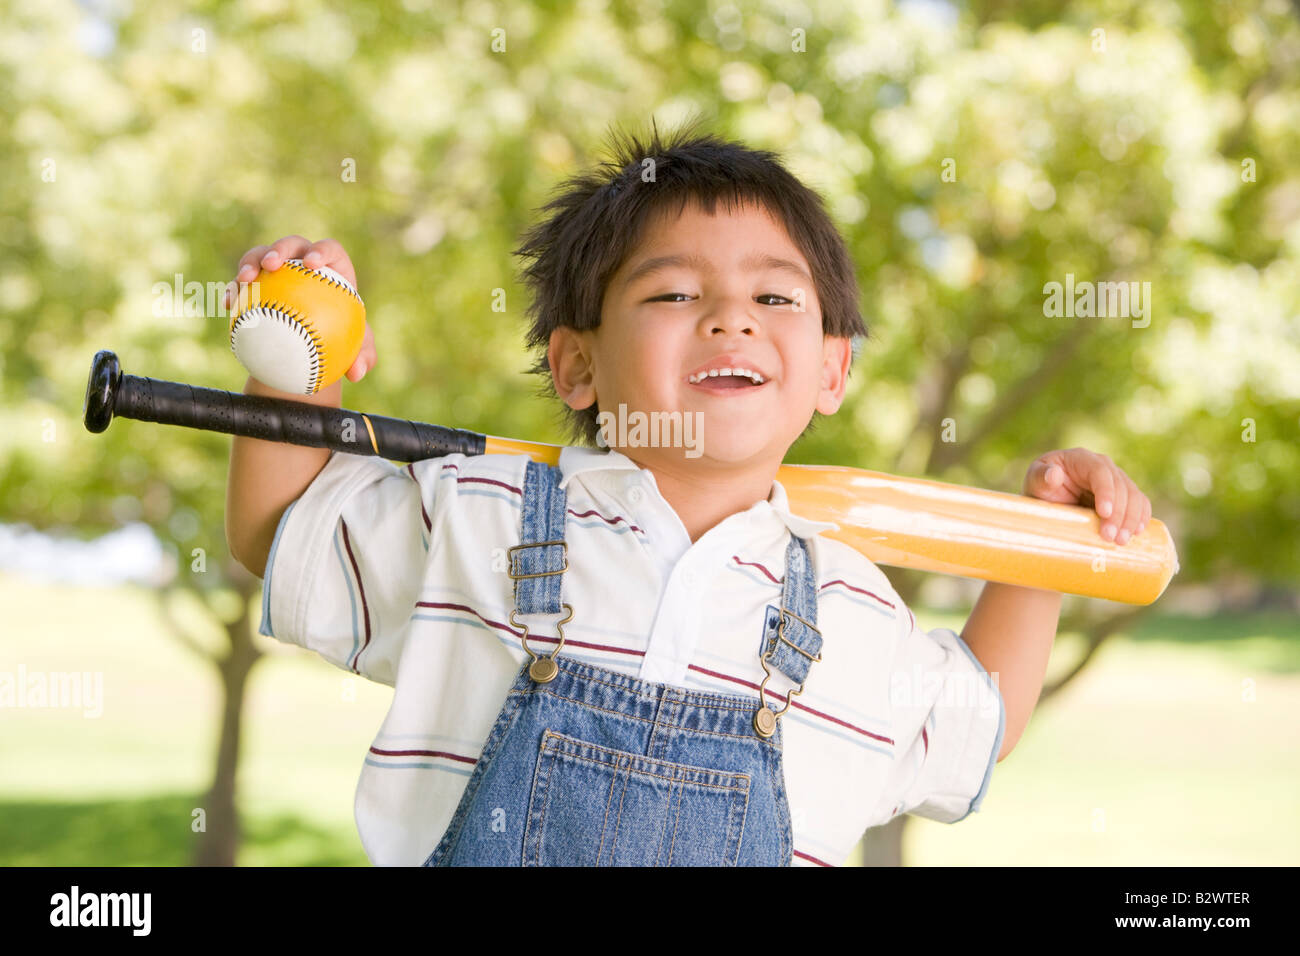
[1103,523,1116,540]
[238,264,255,278]
[1117,530,1130,545]
[1099,501,1112,518]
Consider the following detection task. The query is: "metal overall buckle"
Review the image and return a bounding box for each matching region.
[754,605,822,739]
[506,539,571,684]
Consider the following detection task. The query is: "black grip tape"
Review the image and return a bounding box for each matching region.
[114,374,485,462]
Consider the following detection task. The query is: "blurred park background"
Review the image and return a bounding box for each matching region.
[1,0,1297,866]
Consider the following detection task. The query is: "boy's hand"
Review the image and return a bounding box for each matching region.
[1022,448,1151,546]
[223,235,376,382]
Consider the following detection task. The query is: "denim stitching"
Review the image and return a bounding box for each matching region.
[525,734,558,865]
[541,734,751,791]
[546,660,774,710]
[665,770,683,865]
[608,756,631,863]
[595,757,619,865]
[729,783,749,866]
[522,686,778,745]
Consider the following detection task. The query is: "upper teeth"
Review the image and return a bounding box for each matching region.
[689,367,765,385]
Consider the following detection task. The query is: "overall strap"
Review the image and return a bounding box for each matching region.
[759,534,822,685]
[509,459,569,615]
[753,533,821,739]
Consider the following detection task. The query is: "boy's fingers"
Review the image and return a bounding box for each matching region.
[227,245,272,308]
[302,237,342,265]
[261,235,311,269]
[1101,464,1128,541]
[236,245,271,276]
[1023,460,1073,501]
[344,324,375,382]
[1088,458,1118,532]
[1117,479,1144,544]
[1114,480,1138,544]
[302,238,357,287]
[227,237,311,310]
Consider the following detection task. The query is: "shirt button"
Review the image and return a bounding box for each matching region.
[628,485,644,504]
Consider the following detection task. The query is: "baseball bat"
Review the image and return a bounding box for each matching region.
[83,349,1178,604]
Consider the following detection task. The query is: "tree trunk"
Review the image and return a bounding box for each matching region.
[859,815,905,866]
[193,579,262,867]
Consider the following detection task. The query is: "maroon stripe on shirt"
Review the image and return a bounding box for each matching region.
[794,849,833,867]
[457,476,522,495]
[921,725,928,757]
[406,463,433,532]
[568,508,643,534]
[415,602,644,657]
[819,578,896,611]
[687,664,894,745]
[445,474,643,533]
[415,601,893,746]
[731,555,781,584]
[341,519,373,673]
[369,746,476,765]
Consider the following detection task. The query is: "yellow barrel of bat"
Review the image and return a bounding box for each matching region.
[776,464,1177,605]
[483,436,1179,605]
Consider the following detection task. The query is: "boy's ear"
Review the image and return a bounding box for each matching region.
[548,327,598,411]
[816,335,853,415]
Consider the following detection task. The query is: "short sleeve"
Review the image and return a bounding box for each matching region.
[871,605,1006,824]
[258,450,438,687]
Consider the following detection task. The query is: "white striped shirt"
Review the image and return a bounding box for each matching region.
[259,444,1004,866]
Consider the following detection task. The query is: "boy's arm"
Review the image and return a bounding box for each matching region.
[223,237,373,578]
[961,448,1152,763]
[960,582,1061,763]
[225,375,341,578]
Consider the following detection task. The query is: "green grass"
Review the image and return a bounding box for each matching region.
[0,573,393,865]
[894,608,1300,866]
[2,573,1296,866]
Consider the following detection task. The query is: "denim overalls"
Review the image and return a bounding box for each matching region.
[423,460,823,866]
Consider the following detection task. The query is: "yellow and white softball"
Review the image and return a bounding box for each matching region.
[228,258,366,394]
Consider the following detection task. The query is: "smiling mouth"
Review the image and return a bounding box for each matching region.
[687,374,770,392]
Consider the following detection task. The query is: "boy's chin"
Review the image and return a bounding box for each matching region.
[676,430,786,466]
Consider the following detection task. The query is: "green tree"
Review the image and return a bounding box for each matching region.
[2,0,1296,865]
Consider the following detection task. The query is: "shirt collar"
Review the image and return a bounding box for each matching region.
[557,445,840,537]
[558,445,644,489]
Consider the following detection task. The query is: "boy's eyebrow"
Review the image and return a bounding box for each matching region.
[621,251,811,289]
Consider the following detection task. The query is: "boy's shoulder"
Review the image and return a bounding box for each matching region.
[405,449,539,483]
[809,533,909,626]
[405,450,585,513]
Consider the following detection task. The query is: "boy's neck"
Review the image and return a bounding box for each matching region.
[623,452,781,545]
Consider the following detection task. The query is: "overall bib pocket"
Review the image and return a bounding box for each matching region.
[523,729,752,867]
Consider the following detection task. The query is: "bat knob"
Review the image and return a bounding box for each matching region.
[84,349,121,434]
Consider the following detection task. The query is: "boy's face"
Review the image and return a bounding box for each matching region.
[549,199,851,469]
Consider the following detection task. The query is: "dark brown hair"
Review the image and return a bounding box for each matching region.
[515,117,868,447]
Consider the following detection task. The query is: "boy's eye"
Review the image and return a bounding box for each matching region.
[647,293,793,305]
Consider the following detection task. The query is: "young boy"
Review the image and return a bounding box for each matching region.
[225,124,1151,867]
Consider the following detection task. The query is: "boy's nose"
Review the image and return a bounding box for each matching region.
[703,307,757,336]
